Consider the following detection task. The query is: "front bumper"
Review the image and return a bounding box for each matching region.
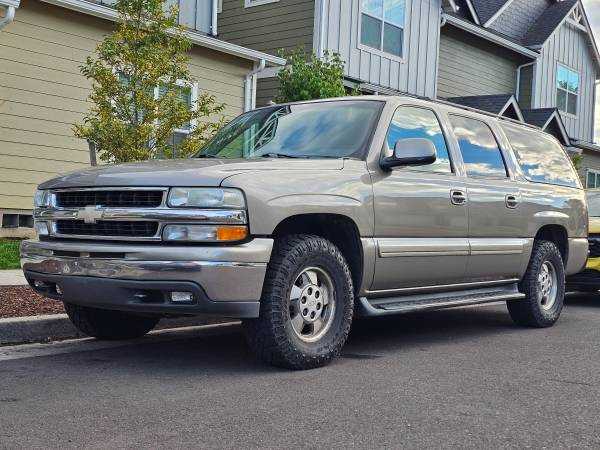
[20,238,273,318]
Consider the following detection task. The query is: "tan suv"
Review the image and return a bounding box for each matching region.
[21,96,588,369]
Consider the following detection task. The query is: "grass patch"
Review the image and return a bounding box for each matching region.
[0,239,21,270]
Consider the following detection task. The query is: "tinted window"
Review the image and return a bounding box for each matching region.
[197,101,383,160]
[386,106,452,173]
[450,115,507,178]
[501,123,580,188]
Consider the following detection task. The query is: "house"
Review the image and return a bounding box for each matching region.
[0,0,284,237]
[219,0,599,182]
[439,0,600,184]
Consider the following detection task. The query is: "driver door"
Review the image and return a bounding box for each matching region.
[370,106,469,291]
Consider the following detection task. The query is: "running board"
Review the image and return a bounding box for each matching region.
[358,283,525,317]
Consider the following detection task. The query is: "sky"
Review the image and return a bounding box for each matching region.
[582,0,600,142]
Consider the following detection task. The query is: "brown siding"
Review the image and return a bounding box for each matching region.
[0,0,251,211]
[219,0,314,56]
[437,26,522,99]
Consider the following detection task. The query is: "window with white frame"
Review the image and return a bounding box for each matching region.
[556,64,579,116]
[117,73,197,157]
[360,0,406,58]
[587,169,600,189]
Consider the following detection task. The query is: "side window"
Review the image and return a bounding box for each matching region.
[501,123,580,188]
[449,115,508,178]
[386,106,452,174]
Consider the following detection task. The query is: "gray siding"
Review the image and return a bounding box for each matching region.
[437,26,519,98]
[578,150,600,185]
[256,77,279,106]
[94,0,213,34]
[317,0,441,98]
[488,0,550,40]
[533,20,599,142]
[219,0,315,56]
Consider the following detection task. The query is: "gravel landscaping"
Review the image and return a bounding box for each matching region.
[0,286,65,318]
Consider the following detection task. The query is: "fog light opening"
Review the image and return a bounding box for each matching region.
[55,284,63,295]
[170,291,195,303]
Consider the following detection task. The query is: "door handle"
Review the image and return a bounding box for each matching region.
[505,194,519,209]
[450,189,467,206]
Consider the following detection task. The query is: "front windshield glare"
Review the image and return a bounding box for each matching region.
[195,101,382,159]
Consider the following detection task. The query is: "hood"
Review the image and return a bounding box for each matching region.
[39,158,345,189]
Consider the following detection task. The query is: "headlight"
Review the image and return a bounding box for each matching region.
[34,190,52,208]
[168,188,245,209]
[162,224,248,242]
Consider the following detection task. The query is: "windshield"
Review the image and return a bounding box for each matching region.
[587,191,600,217]
[195,100,383,159]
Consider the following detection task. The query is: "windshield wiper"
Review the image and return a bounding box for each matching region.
[259,153,302,159]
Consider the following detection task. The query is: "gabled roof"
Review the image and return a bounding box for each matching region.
[522,0,578,47]
[522,108,570,146]
[446,94,524,121]
[470,0,510,25]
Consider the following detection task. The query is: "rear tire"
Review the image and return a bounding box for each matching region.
[507,240,565,328]
[243,234,354,370]
[64,303,159,340]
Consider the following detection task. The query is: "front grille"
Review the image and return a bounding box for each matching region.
[56,220,159,237]
[56,190,164,208]
[589,235,600,257]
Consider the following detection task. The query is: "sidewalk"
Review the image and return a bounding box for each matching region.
[0,269,27,286]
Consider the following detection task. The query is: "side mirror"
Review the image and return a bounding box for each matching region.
[380,138,437,170]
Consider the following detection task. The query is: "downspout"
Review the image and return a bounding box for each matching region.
[0,6,15,30]
[244,59,266,112]
[211,0,218,36]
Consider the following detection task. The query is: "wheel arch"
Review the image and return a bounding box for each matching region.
[271,213,364,296]
[535,224,568,265]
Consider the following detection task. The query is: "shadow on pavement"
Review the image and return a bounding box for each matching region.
[14,303,524,375]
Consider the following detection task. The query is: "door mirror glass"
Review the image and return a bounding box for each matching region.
[381,138,437,170]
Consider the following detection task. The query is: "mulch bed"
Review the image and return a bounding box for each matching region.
[0,286,65,319]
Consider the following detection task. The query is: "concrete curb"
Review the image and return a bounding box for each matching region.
[0,314,230,345]
[0,314,83,345]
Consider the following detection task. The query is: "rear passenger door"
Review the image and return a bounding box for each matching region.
[448,114,527,281]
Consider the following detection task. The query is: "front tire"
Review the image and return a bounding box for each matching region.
[507,240,565,328]
[64,303,159,340]
[243,235,354,370]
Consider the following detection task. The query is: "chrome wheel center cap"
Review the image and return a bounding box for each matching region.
[299,284,323,323]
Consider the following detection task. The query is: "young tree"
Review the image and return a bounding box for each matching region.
[276,49,348,103]
[75,0,224,163]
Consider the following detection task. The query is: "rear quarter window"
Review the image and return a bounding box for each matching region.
[501,123,581,189]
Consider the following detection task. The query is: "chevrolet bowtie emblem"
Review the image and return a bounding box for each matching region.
[77,205,104,224]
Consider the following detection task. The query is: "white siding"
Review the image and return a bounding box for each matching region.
[533,20,599,142]
[316,0,441,98]
[95,0,213,34]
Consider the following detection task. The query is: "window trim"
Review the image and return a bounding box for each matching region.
[384,104,456,175]
[587,169,600,188]
[358,0,406,63]
[244,0,279,8]
[448,113,510,180]
[556,62,579,118]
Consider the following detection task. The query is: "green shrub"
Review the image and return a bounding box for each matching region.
[276,49,348,103]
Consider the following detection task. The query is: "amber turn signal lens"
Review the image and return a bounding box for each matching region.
[216,226,248,241]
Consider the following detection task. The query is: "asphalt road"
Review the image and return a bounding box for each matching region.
[2,295,600,449]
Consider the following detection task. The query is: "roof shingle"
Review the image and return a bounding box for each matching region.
[445,94,514,114]
[470,0,511,24]
[522,0,578,47]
